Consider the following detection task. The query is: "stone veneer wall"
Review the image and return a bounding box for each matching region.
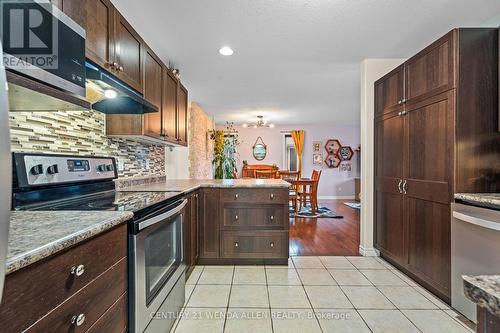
[188,102,214,179]
[9,110,165,178]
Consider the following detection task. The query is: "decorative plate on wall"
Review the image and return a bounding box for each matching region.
[325,154,342,168]
[325,139,342,155]
[339,146,354,161]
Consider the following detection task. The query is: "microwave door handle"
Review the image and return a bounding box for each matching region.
[137,199,188,231]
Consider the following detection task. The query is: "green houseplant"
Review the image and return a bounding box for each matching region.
[210,122,240,179]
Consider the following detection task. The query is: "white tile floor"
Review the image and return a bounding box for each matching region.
[171,256,475,333]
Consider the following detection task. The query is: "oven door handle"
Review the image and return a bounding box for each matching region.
[137,199,188,231]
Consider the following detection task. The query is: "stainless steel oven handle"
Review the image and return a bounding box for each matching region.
[138,199,188,231]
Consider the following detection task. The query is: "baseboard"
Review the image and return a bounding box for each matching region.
[318,196,356,200]
[358,245,380,257]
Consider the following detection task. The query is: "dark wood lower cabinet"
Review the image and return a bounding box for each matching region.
[198,187,289,265]
[477,306,500,333]
[0,225,128,333]
[185,191,200,279]
[407,199,451,299]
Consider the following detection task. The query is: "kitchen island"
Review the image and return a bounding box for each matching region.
[119,178,291,267]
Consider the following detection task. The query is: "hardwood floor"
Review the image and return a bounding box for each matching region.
[289,199,360,256]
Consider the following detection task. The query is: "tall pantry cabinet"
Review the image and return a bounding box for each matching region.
[374,29,500,303]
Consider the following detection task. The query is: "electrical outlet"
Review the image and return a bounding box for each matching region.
[117,158,125,171]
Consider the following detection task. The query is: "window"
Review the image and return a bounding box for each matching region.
[284,134,298,171]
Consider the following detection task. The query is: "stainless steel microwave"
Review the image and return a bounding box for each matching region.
[0,0,86,96]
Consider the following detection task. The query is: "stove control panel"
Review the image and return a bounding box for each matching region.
[13,153,118,188]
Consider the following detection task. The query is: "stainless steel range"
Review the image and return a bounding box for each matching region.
[12,152,186,333]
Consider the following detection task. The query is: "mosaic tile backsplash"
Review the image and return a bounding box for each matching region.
[9,110,166,178]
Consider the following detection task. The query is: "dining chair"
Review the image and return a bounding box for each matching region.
[298,169,322,213]
[279,171,300,212]
[255,170,277,179]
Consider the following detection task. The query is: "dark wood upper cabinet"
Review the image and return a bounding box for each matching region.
[375,65,405,116]
[405,32,455,104]
[177,83,188,144]
[86,0,190,146]
[114,12,143,92]
[374,28,499,303]
[162,69,178,140]
[86,0,115,71]
[51,0,87,30]
[143,48,163,139]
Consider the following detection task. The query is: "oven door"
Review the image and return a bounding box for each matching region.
[130,199,187,333]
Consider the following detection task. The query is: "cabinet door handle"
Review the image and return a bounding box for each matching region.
[234,194,239,199]
[234,242,239,248]
[270,193,274,200]
[235,215,239,221]
[402,180,408,194]
[397,179,403,193]
[270,215,274,221]
[270,242,275,248]
[70,264,85,277]
[398,100,403,105]
[402,98,407,104]
[118,65,124,72]
[71,313,85,326]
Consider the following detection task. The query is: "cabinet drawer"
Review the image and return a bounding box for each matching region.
[221,231,288,259]
[220,189,288,204]
[222,206,285,229]
[86,292,127,333]
[27,258,127,333]
[0,224,127,333]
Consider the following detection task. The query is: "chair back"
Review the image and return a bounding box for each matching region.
[312,169,322,195]
[255,170,277,179]
[279,171,299,190]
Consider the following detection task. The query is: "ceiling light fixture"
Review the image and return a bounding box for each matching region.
[219,46,234,56]
[242,115,275,129]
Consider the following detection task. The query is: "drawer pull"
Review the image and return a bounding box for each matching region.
[234,194,239,199]
[70,264,85,277]
[235,215,239,220]
[270,193,274,200]
[234,242,239,248]
[71,313,85,326]
[270,242,275,248]
[270,215,274,221]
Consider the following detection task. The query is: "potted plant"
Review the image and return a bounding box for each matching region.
[209,122,240,179]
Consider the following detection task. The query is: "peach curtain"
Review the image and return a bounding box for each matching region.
[291,130,305,177]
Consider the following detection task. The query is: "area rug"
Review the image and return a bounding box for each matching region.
[344,202,361,210]
[290,205,343,218]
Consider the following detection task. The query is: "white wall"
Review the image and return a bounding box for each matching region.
[359,59,406,256]
[219,124,360,199]
[165,146,190,179]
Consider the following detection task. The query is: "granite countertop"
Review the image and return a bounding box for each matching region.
[7,211,133,274]
[463,275,500,317]
[118,178,291,192]
[455,193,500,210]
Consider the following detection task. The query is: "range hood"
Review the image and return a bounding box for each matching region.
[85,62,158,114]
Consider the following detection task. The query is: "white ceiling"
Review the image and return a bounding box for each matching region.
[113,0,500,125]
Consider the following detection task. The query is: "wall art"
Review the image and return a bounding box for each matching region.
[313,153,323,165]
[339,146,354,161]
[325,154,342,168]
[313,141,321,152]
